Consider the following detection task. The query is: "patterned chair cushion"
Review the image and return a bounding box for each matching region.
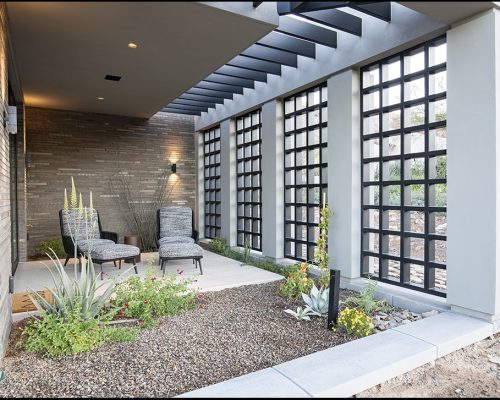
[158,236,195,246]
[159,206,192,239]
[90,244,140,261]
[78,239,115,253]
[61,208,101,242]
[159,243,203,258]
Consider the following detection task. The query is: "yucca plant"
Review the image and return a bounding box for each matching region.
[284,306,314,321]
[27,249,121,322]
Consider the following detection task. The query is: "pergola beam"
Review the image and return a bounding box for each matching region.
[196,81,244,94]
[228,55,282,75]
[216,65,268,82]
[277,15,337,48]
[242,45,298,67]
[300,8,362,36]
[179,93,225,104]
[187,87,234,99]
[257,31,316,58]
[206,74,255,89]
[163,107,201,116]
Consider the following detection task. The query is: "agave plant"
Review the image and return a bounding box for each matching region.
[302,284,329,316]
[27,249,124,322]
[284,306,314,321]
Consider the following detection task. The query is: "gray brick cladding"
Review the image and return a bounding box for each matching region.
[25,107,196,256]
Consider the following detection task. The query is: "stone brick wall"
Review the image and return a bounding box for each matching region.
[25,107,195,256]
[0,2,12,358]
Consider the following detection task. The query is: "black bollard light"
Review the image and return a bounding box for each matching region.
[327,269,341,330]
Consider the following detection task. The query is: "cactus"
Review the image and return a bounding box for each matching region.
[302,284,329,316]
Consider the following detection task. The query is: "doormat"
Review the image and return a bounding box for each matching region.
[11,290,53,313]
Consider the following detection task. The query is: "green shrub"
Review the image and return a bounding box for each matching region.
[20,306,137,357]
[342,277,392,314]
[209,237,227,254]
[279,262,314,299]
[333,307,373,337]
[111,264,197,327]
[35,236,65,258]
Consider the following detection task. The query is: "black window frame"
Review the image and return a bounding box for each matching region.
[360,35,448,297]
[236,109,262,251]
[203,126,221,239]
[283,82,328,262]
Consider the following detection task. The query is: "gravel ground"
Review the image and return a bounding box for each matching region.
[359,334,500,398]
[0,282,355,398]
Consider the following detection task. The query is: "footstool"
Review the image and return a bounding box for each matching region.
[159,242,203,276]
[90,244,140,280]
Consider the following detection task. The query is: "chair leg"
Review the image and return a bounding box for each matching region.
[162,259,167,277]
[64,254,70,267]
[133,259,138,275]
[194,258,198,269]
[198,258,203,275]
[99,263,104,280]
[119,259,122,270]
[113,260,117,268]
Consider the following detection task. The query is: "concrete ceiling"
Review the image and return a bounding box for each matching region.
[6,2,276,118]
[398,1,497,25]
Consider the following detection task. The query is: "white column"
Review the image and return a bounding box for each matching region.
[447,9,500,326]
[327,70,362,279]
[195,131,205,238]
[220,119,237,246]
[261,100,285,259]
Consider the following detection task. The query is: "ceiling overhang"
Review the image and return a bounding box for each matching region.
[6,2,277,118]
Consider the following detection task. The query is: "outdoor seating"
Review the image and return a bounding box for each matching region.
[59,208,140,279]
[156,206,198,246]
[159,242,203,276]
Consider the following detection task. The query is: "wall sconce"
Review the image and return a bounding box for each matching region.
[171,163,177,174]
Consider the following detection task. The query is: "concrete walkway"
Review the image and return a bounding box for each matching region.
[179,311,495,398]
[12,250,284,294]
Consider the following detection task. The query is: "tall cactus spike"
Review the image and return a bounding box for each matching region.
[71,177,77,209]
[78,193,84,215]
[64,188,69,211]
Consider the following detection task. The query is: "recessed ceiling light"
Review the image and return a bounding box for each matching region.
[97,97,104,100]
[128,42,138,49]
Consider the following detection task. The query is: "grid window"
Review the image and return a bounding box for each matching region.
[236,109,262,251]
[284,83,328,261]
[361,36,447,297]
[203,126,221,239]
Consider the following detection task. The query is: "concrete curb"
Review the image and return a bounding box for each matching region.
[178,311,494,398]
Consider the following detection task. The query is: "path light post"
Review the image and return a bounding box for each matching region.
[327,269,340,330]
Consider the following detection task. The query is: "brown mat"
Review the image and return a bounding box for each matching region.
[11,290,53,313]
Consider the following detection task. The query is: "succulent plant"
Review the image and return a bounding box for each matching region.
[302,284,329,316]
[284,306,314,321]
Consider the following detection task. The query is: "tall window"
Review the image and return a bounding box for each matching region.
[284,83,328,261]
[236,109,262,251]
[361,36,447,297]
[203,126,221,239]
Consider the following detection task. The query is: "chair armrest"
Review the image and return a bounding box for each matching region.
[102,231,118,243]
[61,235,76,255]
[192,230,199,242]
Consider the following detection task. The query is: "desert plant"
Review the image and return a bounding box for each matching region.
[20,305,137,357]
[35,236,65,258]
[109,156,178,251]
[27,251,121,322]
[243,238,251,264]
[284,306,314,321]
[341,277,392,314]
[302,284,329,316]
[313,201,331,289]
[279,262,314,299]
[111,259,197,328]
[332,307,374,337]
[209,237,227,255]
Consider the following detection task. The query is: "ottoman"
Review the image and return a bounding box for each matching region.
[159,242,203,276]
[90,244,140,279]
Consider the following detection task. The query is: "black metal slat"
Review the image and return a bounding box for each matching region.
[277,15,337,48]
[228,55,282,75]
[242,45,298,67]
[187,87,233,100]
[167,103,208,112]
[173,98,216,108]
[349,2,391,22]
[206,74,255,89]
[196,81,244,95]
[180,93,225,104]
[258,31,316,58]
[216,65,268,82]
[163,107,200,116]
[300,9,362,36]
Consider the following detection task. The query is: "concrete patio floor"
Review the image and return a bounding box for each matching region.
[12,250,284,295]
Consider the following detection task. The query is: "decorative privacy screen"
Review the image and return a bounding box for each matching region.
[236,109,262,251]
[361,36,447,297]
[203,126,221,239]
[284,83,328,261]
